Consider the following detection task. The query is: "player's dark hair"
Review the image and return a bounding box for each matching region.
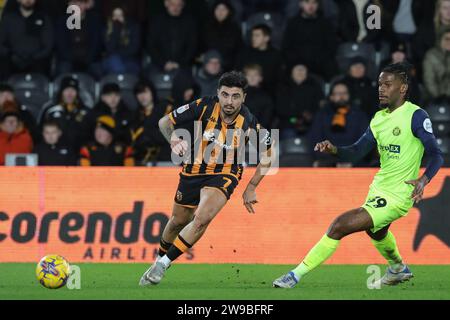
[381,61,413,99]
[251,24,272,37]
[218,71,248,93]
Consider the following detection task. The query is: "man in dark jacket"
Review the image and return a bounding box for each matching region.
[276,64,324,139]
[33,121,77,166]
[309,81,369,167]
[146,0,198,72]
[40,76,90,152]
[281,0,338,80]
[0,0,53,79]
[86,83,135,144]
[243,64,274,129]
[131,80,172,164]
[54,0,102,78]
[236,24,283,94]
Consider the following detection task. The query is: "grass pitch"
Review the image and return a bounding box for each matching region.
[0,263,449,300]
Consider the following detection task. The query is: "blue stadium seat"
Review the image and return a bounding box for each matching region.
[100,74,139,91]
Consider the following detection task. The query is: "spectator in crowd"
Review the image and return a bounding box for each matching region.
[86,83,135,144]
[413,0,450,69]
[100,0,148,24]
[0,0,53,79]
[380,0,432,44]
[202,0,242,71]
[55,0,102,78]
[0,102,33,165]
[340,56,378,117]
[243,64,274,129]
[0,83,37,141]
[309,81,369,167]
[194,49,223,96]
[423,28,450,102]
[336,0,388,44]
[33,121,77,166]
[379,41,422,105]
[146,0,198,73]
[282,0,338,80]
[236,24,283,93]
[40,77,90,151]
[275,64,324,139]
[102,6,141,75]
[169,70,201,109]
[131,80,172,164]
[80,115,134,166]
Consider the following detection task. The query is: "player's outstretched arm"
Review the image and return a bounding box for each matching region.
[315,127,376,162]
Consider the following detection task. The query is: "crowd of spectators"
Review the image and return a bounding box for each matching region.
[0,0,449,167]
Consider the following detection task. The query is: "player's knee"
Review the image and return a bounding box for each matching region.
[169,215,191,230]
[328,218,348,239]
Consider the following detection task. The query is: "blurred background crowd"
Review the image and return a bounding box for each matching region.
[0,0,449,167]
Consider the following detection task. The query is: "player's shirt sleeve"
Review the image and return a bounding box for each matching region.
[247,115,272,153]
[168,98,205,126]
[336,127,376,162]
[411,109,443,181]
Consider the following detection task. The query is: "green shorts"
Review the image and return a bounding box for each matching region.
[361,188,413,233]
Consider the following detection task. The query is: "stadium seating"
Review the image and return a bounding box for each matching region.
[148,71,175,101]
[427,102,450,137]
[336,42,377,80]
[279,137,313,167]
[8,73,50,96]
[243,12,285,49]
[436,137,450,166]
[15,89,50,120]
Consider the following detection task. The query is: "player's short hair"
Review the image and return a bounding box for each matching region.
[251,24,272,37]
[381,61,413,98]
[381,62,412,85]
[218,71,248,93]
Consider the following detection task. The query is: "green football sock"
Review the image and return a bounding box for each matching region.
[371,231,403,268]
[292,234,340,279]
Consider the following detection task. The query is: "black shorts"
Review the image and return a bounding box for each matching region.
[174,173,239,207]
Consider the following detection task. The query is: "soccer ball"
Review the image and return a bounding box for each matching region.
[36,254,70,289]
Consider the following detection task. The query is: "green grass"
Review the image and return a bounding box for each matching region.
[0,264,449,300]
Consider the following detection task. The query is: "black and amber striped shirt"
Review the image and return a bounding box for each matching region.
[168,96,271,180]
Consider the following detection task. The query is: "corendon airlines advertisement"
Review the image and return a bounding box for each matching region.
[0,167,449,264]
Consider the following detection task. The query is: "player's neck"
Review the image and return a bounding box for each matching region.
[388,100,406,113]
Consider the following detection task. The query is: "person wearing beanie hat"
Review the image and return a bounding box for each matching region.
[0,100,33,165]
[40,76,90,152]
[80,114,134,166]
[194,49,223,96]
[86,82,134,145]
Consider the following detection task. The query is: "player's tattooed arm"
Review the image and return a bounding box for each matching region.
[158,115,175,144]
[158,115,188,156]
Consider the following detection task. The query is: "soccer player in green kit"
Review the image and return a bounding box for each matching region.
[273,62,444,288]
